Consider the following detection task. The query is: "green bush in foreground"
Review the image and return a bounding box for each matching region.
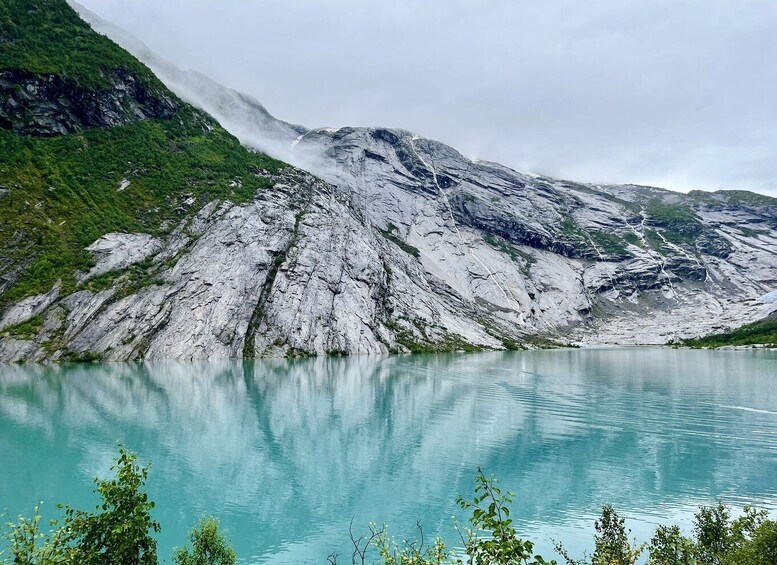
[174,517,236,565]
[62,447,160,564]
[2,453,776,564]
[338,470,777,565]
[1,447,234,565]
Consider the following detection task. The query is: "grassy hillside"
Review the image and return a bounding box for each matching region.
[682,315,777,348]
[0,0,286,307]
[0,0,161,89]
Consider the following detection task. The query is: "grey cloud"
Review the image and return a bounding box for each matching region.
[79,0,777,195]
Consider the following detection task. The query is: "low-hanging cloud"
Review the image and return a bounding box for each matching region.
[77,0,777,196]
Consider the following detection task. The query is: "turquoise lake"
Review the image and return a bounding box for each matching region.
[1,348,776,563]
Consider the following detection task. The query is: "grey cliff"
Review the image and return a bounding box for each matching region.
[0,4,775,361]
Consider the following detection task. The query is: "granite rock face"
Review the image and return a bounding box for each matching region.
[0,69,179,136]
[288,127,777,346]
[84,233,163,280]
[0,5,775,361]
[3,122,775,361]
[0,168,509,362]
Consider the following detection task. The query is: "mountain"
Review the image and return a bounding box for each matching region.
[66,1,307,162]
[0,0,775,362]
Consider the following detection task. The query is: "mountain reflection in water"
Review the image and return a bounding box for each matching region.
[1,348,776,563]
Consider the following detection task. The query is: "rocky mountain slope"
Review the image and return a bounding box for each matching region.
[290,128,777,346]
[1,0,775,362]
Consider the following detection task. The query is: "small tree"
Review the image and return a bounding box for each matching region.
[693,503,731,564]
[457,468,555,565]
[2,505,73,565]
[61,446,160,565]
[374,527,449,565]
[727,519,777,565]
[556,505,643,565]
[591,505,643,565]
[173,516,236,565]
[648,524,696,565]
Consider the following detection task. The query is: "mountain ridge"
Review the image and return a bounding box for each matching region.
[0,0,775,362]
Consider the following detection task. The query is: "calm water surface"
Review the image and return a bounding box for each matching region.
[1,348,776,563]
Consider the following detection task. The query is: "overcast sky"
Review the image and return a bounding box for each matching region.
[79,0,777,196]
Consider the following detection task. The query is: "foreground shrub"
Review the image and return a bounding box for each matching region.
[173,516,236,565]
[1,446,234,565]
[647,504,777,565]
[341,472,777,565]
[556,504,644,565]
[3,455,776,564]
[333,469,556,565]
[648,524,696,564]
[62,447,160,564]
[457,470,554,564]
[3,505,72,564]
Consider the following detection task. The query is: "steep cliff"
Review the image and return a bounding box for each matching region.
[288,127,777,345]
[0,0,775,362]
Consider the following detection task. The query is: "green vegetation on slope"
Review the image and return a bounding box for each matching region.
[622,231,643,247]
[0,314,43,339]
[384,316,482,354]
[589,230,630,258]
[645,200,699,227]
[0,113,284,303]
[0,0,162,89]
[682,315,777,348]
[559,218,631,260]
[688,189,777,210]
[644,199,703,244]
[379,223,421,258]
[0,0,286,306]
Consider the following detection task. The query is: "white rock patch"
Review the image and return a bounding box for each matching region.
[84,232,162,279]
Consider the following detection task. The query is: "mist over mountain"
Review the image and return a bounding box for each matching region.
[0,1,775,362]
[73,0,777,197]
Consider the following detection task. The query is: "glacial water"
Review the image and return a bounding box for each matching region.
[1,348,776,563]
